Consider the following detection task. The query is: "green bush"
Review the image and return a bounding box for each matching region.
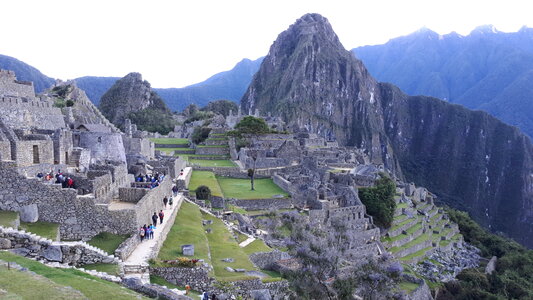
[66,99,75,107]
[196,185,211,200]
[358,175,396,228]
[191,126,212,144]
[234,116,270,134]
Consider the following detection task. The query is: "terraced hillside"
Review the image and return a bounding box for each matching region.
[383,189,463,264]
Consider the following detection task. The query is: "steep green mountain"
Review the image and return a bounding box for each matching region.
[352,26,533,138]
[0,54,55,93]
[74,58,263,111]
[241,13,533,248]
[99,72,175,134]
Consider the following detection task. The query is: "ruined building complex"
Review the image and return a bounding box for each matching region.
[0,70,182,240]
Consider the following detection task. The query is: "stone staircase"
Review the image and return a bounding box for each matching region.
[68,148,83,167]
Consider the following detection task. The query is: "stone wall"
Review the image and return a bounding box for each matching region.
[273,174,296,195]
[114,233,140,261]
[123,136,155,159]
[175,167,192,190]
[77,131,127,164]
[14,140,54,167]
[0,226,117,266]
[249,250,291,269]
[134,176,173,227]
[119,187,148,203]
[150,266,213,292]
[232,198,293,211]
[195,146,229,155]
[148,197,182,260]
[0,70,35,98]
[0,97,66,130]
[0,141,10,160]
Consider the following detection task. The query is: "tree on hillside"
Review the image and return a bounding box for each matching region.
[234,116,270,134]
[358,175,396,228]
[201,100,238,117]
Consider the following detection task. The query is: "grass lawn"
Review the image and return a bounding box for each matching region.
[216,177,288,200]
[0,251,147,299]
[20,221,59,241]
[87,232,129,254]
[202,213,257,281]
[390,232,431,253]
[188,171,223,197]
[83,263,120,276]
[0,210,18,227]
[399,281,419,293]
[150,138,189,145]
[242,239,272,255]
[157,147,195,154]
[157,202,210,262]
[399,247,432,261]
[189,159,236,167]
[197,145,229,148]
[234,230,249,244]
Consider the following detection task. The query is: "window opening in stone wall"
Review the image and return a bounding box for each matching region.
[32,145,40,164]
[65,151,69,164]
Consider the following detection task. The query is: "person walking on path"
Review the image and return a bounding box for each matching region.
[172,185,178,196]
[159,210,164,224]
[149,224,155,239]
[169,196,173,208]
[139,226,145,242]
[145,226,152,240]
[163,196,168,208]
[152,212,158,227]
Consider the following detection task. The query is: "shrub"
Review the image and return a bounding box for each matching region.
[358,175,396,228]
[191,126,211,144]
[234,116,270,134]
[196,185,211,200]
[66,99,75,107]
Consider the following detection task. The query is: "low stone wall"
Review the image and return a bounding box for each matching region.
[150,265,289,298]
[211,196,224,209]
[408,280,433,300]
[205,139,228,146]
[0,226,116,266]
[121,277,190,300]
[388,218,418,237]
[249,250,291,269]
[114,233,140,261]
[150,266,213,292]
[155,144,189,149]
[232,198,293,211]
[195,147,229,156]
[134,176,173,228]
[273,174,296,195]
[119,187,148,203]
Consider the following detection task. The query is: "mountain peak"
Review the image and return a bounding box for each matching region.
[471,24,499,34]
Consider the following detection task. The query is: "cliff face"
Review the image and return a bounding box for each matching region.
[241,13,533,247]
[99,72,170,127]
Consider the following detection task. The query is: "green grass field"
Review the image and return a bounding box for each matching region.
[202,213,257,281]
[188,171,224,197]
[150,138,189,145]
[0,251,147,299]
[158,201,210,262]
[216,177,288,200]
[0,210,18,227]
[197,145,229,148]
[83,263,120,276]
[20,221,59,241]
[242,239,272,255]
[188,159,236,167]
[87,232,129,254]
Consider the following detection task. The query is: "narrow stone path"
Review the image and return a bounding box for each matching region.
[239,236,256,248]
[122,194,184,284]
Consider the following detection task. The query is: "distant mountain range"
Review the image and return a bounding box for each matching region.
[1,27,532,137]
[0,54,55,93]
[352,25,533,138]
[74,58,263,112]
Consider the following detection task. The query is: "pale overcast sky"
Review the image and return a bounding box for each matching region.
[1,0,532,88]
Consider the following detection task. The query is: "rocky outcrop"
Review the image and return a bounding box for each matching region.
[99,72,172,128]
[241,13,533,248]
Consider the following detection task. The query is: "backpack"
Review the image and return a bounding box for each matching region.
[159,212,164,218]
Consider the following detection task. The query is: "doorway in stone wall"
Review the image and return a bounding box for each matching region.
[65,151,69,164]
[32,145,40,164]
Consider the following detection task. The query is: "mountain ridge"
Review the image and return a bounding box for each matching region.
[241,13,533,248]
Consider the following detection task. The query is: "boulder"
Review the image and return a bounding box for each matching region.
[182,244,194,256]
[225,266,235,272]
[222,258,234,263]
[41,245,63,262]
[19,204,38,222]
[0,238,12,249]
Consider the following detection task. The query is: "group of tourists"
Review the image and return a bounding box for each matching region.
[138,223,155,242]
[37,169,75,189]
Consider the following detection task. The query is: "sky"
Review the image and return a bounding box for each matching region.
[1,0,532,88]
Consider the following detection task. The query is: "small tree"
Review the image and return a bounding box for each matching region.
[358,175,396,228]
[196,185,211,200]
[247,149,258,190]
[234,116,270,134]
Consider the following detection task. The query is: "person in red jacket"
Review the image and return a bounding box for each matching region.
[159,210,164,224]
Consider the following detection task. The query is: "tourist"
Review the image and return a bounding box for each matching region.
[66,177,74,188]
[145,226,152,240]
[169,196,173,208]
[36,172,44,179]
[163,196,168,208]
[211,293,217,300]
[139,226,145,242]
[185,285,191,295]
[159,210,164,224]
[179,169,184,176]
[202,292,209,300]
[149,224,155,239]
[172,185,178,196]
[152,212,158,227]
